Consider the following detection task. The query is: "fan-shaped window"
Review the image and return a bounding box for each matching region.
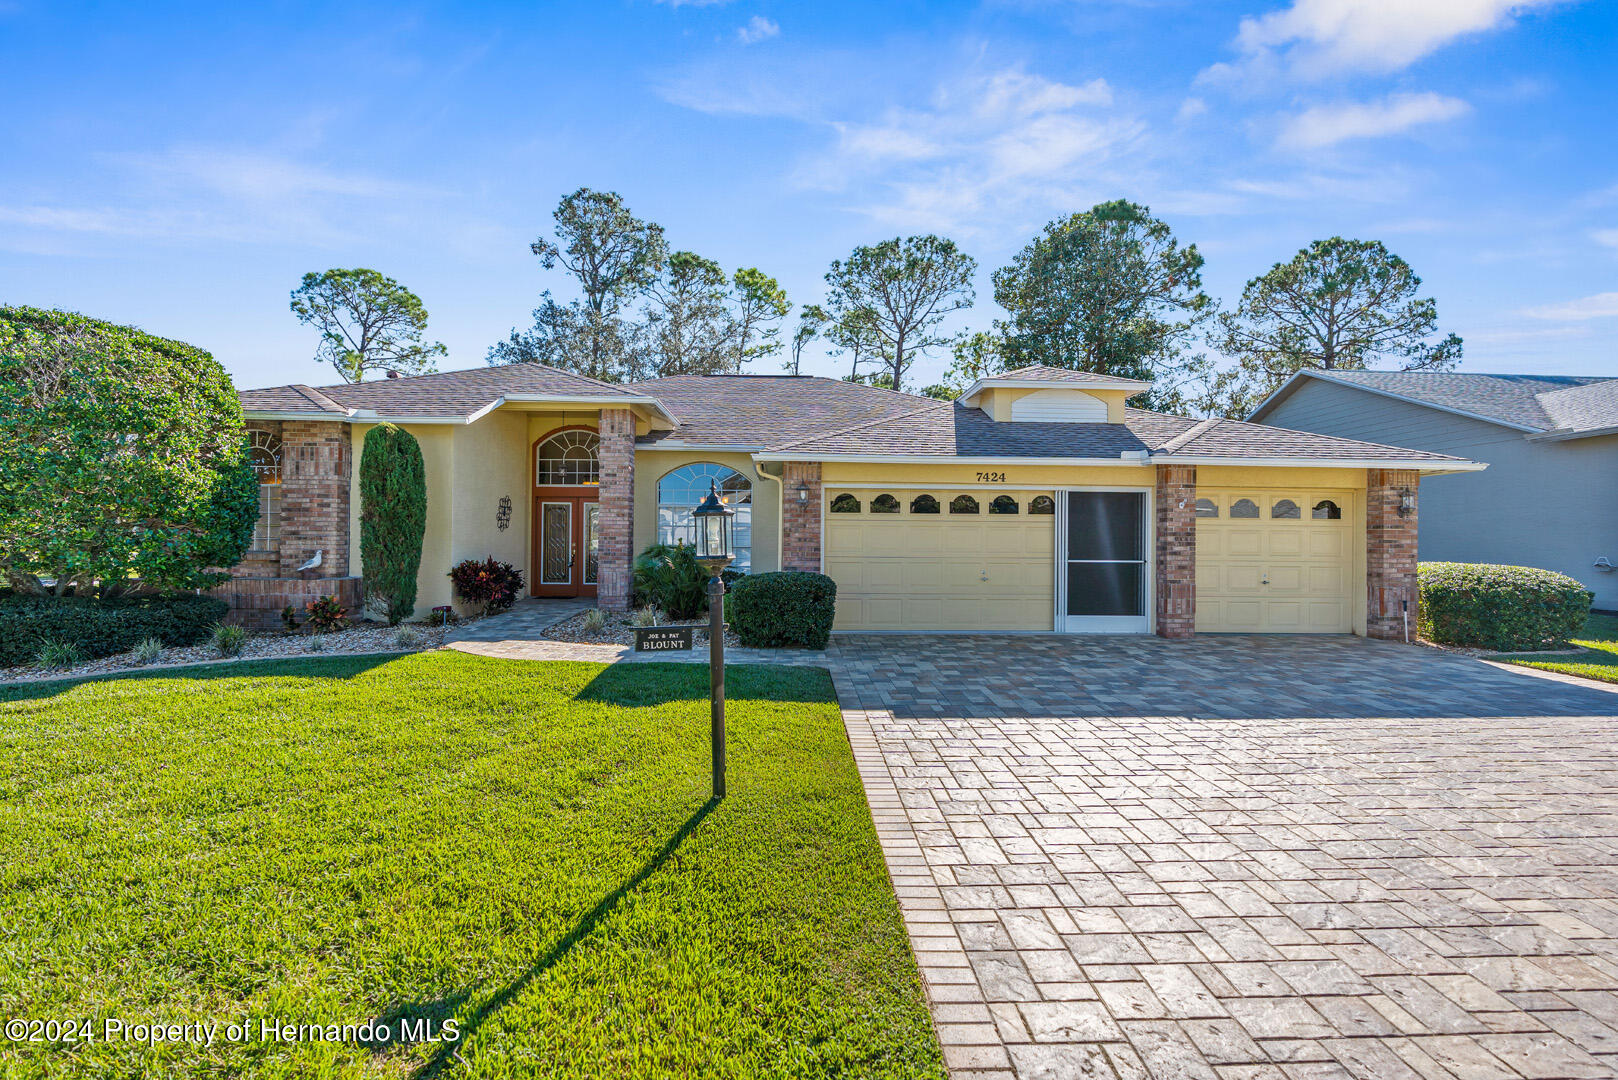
[989,495,1019,515]
[1195,498,1218,518]
[1271,499,1300,520]
[829,493,861,513]
[657,463,753,571]
[535,429,600,486]
[1230,498,1259,519]
[871,493,900,514]
[1029,495,1055,515]
[950,495,979,514]
[910,494,940,514]
[1312,499,1342,520]
[248,430,281,551]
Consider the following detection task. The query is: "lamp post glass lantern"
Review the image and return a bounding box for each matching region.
[692,481,735,799]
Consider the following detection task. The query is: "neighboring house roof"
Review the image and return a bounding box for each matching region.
[755,402,1475,468]
[625,374,927,448]
[1248,369,1618,439]
[240,363,1479,470]
[239,363,672,424]
[993,364,1152,387]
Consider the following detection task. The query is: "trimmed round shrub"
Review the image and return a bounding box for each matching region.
[0,593,229,667]
[1417,562,1592,651]
[728,572,837,649]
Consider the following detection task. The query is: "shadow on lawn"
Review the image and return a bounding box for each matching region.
[0,653,406,702]
[573,661,835,709]
[403,796,721,1078]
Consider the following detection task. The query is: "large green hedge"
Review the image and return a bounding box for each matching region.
[728,572,837,649]
[1417,562,1592,651]
[0,593,229,666]
[359,423,426,625]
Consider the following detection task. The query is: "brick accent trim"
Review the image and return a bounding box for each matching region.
[277,420,351,577]
[781,462,822,572]
[1367,468,1419,641]
[1155,464,1196,639]
[597,408,636,610]
[208,576,363,629]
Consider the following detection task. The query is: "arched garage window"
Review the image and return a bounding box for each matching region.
[657,463,752,571]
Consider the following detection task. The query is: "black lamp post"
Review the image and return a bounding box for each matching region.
[692,479,735,799]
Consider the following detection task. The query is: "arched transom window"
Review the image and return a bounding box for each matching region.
[248,430,281,551]
[657,463,753,571]
[535,430,600,486]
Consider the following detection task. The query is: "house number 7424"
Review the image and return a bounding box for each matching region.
[975,471,1007,483]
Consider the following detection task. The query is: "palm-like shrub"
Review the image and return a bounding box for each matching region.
[632,543,709,621]
[359,423,427,625]
[209,623,247,658]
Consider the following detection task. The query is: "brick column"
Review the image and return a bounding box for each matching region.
[1155,464,1196,639]
[278,420,351,577]
[781,462,822,572]
[1367,468,1419,641]
[597,408,636,610]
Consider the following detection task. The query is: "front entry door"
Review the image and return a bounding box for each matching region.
[533,497,599,598]
[1060,491,1149,633]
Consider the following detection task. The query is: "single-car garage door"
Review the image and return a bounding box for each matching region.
[1196,489,1356,633]
[823,490,1055,631]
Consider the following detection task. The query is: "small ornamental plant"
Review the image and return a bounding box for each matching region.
[304,595,349,633]
[448,558,525,616]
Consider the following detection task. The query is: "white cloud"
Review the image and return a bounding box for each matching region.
[1594,228,1618,249]
[1523,292,1618,320]
[1175,97,1208,123]
[796,68,1137,232]
[736,15,778,44]
[1208,0,1566,81]
[1276,92,1470,149]
[0,146,439,251]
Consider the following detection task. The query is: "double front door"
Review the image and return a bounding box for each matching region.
[533,496,599,598]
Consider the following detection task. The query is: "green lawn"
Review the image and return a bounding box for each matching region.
[1506,612,1618,684]
[0,652,943,1079]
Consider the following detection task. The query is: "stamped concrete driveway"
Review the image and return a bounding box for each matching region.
[826,635,1618,1080]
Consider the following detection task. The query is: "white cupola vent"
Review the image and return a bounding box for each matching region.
[1008,388,1108,423]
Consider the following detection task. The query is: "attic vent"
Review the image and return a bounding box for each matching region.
[1008,388,1107,423]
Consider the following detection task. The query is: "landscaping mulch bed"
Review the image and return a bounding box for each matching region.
[0,621,452,685]
[544,608,741,650]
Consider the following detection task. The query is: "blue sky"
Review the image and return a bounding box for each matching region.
[1,0,1614,392]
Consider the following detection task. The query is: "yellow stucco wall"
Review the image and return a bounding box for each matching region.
[633,450,781,572]
[974,386,1130,422]
[450,411,531,609]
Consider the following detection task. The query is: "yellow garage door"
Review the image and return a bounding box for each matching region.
[1196,490,1355,633]
[823,490,1055,631]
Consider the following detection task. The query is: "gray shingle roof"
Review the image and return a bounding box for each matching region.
[994,365,1151,387]
[627,374,933,446]
[239,363,646,417]
[1268,370,1618,435]
[762,403,1469,463]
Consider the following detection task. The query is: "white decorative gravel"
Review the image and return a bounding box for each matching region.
[1,622,455,685]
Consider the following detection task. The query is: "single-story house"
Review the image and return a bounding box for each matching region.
[1249,369,1618,609]
[225,363,1482,638]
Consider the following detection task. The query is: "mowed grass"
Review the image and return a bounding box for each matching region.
[0,652,944,1079]
[1507,613,1618,685]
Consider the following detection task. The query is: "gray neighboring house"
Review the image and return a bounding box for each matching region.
[1249,369,1618,609]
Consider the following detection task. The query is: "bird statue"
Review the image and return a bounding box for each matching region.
[296,550,322,573]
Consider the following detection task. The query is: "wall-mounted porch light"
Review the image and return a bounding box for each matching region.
[795,481,811,504]
[1397,487,1415,517]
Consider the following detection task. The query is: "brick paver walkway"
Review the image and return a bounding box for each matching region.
[830,637,1618,1080]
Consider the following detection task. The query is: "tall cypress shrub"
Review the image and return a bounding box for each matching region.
[359,423,426,625]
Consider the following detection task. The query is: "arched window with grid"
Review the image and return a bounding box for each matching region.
[657,463,753,571]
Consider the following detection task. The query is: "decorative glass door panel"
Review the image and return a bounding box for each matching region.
[1062,491,1149,633]
[583,504,600,585]
[540,502,572,585]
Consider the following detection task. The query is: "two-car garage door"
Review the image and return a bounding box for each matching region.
[1195,489,1356,633]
